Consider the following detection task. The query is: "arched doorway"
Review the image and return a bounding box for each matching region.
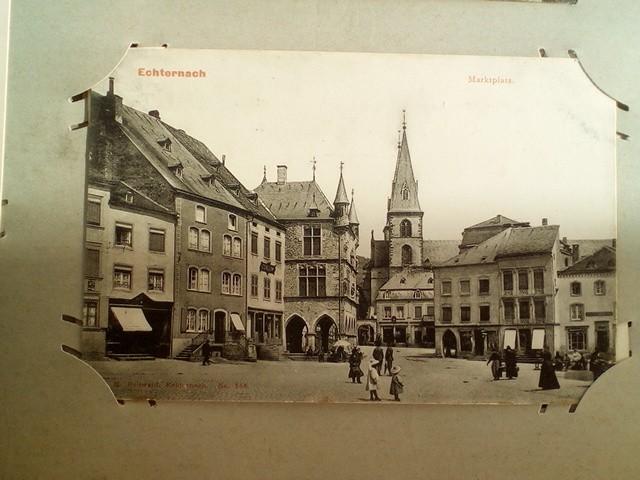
[443,329,457,358]
[213,311,227,344]
[315,315,338,351]
[285,315,307,353]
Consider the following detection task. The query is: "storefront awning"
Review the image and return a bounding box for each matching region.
[503,329,516,349]
[230,313,244,332]
[111,307,152,332]
[532,329,545,350]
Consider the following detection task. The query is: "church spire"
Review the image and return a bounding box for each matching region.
[348,189,359,226]
[389,113,421,213]
[333,161,350,206]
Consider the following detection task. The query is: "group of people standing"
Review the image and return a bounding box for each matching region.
[348,343,404,401]
[487,346,561,390]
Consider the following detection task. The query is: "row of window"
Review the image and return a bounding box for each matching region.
[112,224,166,252]
[250,275,283,302]
[250,232,282,261]
[441,305,493,323]
[383,305,435,319]
[503,298,546,323]
[441,278,491,296]
[502,269,545,294]
[570,280,607,296]
[111,266,166,292]
[195,205,238,232]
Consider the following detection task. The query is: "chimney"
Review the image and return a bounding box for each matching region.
[108,77,114,95]
[572,244,580,263]
[222,155,226,166]
[542,218,548,226]
[277,165,287,185]
[148,110,161,119]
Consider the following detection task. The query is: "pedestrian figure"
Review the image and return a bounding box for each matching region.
[504,346,518,379]
[317,346,325,363]
[589,348,608,381]
[538,347,560,390]
[389,365,404,401]
[384,343,394,376]
[201,339,212,366]
[348,347,364,383]
[366,359,381,401]
[487,349,501,380]
[373,340,384,376]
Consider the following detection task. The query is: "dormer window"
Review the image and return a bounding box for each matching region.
[125,192,134,204]
[413,290,421,299]
[201,175,215,187]
[228,214,237,231]
[157,137,172,152]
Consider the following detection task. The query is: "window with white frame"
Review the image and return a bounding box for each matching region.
[83,300,98,327]
[460,306,471,323]
[114,223,133,247]
[460,280,470,295]
[113,266,132,290]
[223,235,232,256]
[533,270,544,293]
[233,237,242,258]
[571,281,582,296]
[189,227,199,250]
[415,306,422,319]
[502,271,514,293]
[221,272,231,294]
[187,267,210,292]
[228,214,237,231]
[594,280,606,295]
[384,307,392,318]
[570,304,584,321]
[199,230,211,253]
[518,270,529,293]
[195,205,206,223]
[275,280,282,302]
[186,308,197,332]
[396,306,405,318]
[199,269,210,292]
[568,329,587,351]
[149,228,165,253]
[250,275,258,297]
[232,274,242,295]
[148,270,164,292]
[197,309,211,332]
[441,281,452,296]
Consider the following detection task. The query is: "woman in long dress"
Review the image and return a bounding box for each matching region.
[504,346,518,379]
[538,348,560,390]
[348,347,364,383]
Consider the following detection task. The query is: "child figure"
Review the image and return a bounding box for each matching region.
[389,365,404,401]
[366,359,381,401]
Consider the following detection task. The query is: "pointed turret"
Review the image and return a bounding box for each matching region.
[348,189,359,226]
[389,117,421,213]
[333,163,350,207]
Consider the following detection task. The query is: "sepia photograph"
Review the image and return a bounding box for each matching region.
[77,48,624,405]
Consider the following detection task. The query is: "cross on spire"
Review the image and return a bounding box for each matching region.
[340,160,344,173]
[311,157,317,181]
[402,109,407,130]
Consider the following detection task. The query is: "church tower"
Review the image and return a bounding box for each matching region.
[386,114,424,270]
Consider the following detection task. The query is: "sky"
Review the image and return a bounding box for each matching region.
[93,48,617,255]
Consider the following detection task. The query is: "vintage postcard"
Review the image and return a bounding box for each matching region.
[76,47,624,404]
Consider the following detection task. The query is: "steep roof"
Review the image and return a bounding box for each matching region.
[423,240,462,266]
[253,180,334,220]
[348,194,359,225]
[566,239,616,260]
[437,225,559,267]
[460,215,529,249]
[559,246,616,276]
[388,127,421,213]
[110,181,175,216]
[495,226,559,258]
[333,171,350,205]
[466,214,522,229]
[379,269,434,291]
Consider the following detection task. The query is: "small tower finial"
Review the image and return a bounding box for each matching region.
[340,161,344,174]
[311,157,317,181]
[397,129,402,149]
[262,165,267,183]
[402,109,407,130]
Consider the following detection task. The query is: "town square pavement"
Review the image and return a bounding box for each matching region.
[88,346,593,405]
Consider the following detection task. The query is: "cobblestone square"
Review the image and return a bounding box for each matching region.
[88,346,592,405]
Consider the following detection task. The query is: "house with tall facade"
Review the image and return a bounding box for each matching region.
[83,81,285,360]
[83,180,176,360]
[432,222,574,358]
[557,244,626,361]
[254,165,359,353]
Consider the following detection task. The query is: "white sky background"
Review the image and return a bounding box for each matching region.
[95,49,617,253]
